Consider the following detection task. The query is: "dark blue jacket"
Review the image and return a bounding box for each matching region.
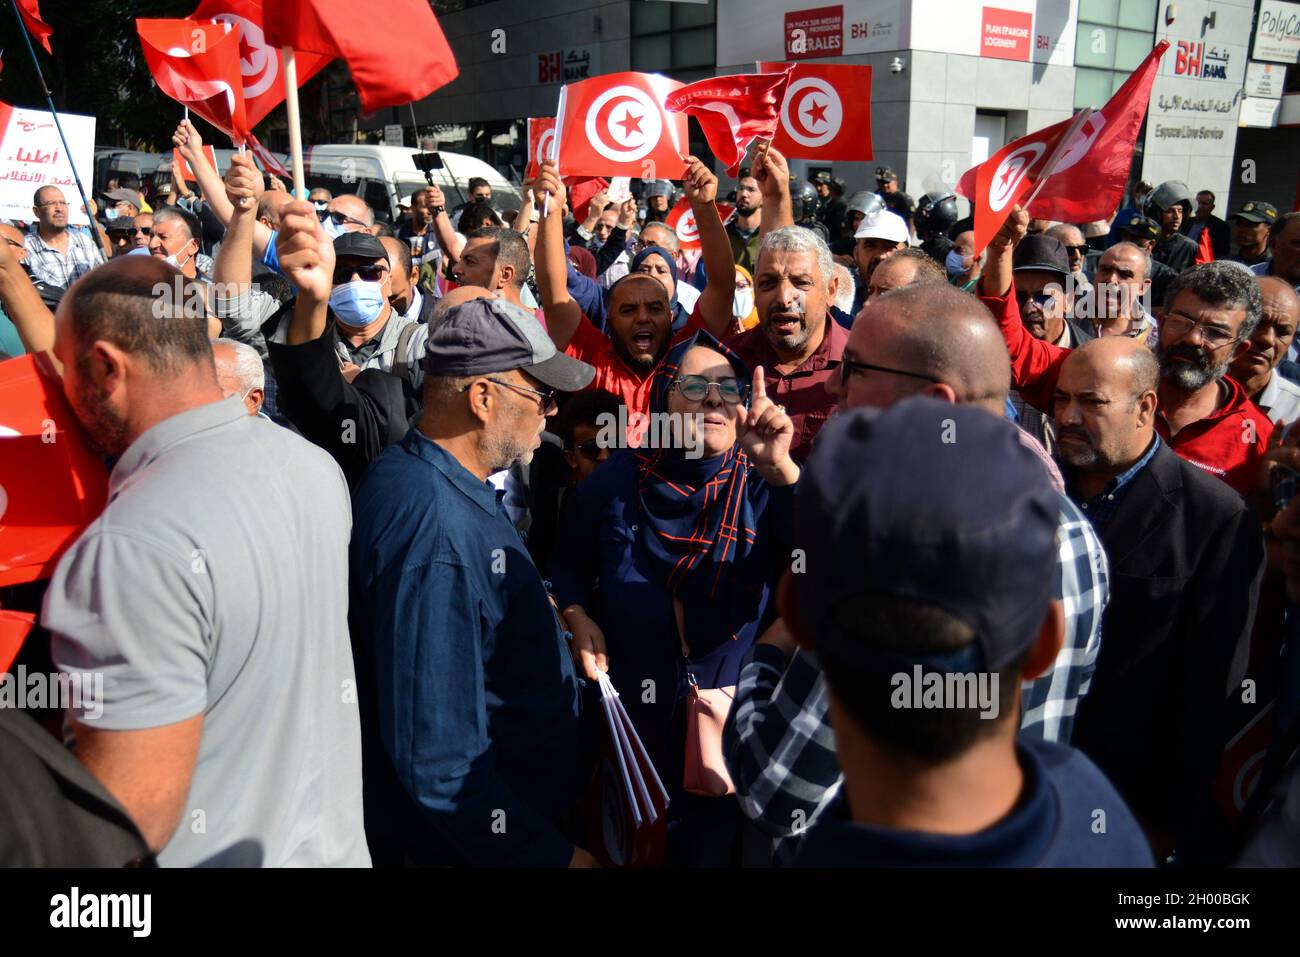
[795,738,1154,867]
[349,429,584,866]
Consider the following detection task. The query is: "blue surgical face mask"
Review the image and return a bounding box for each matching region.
[946,248,967,278]
[104,208,120,222]
[329,279,387,328]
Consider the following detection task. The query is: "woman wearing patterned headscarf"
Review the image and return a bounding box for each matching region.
[549,330,799,865]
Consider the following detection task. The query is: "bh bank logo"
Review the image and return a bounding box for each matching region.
[1174,41,1230,79]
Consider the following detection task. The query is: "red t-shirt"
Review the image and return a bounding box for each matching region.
[564,305,701,444]
[983,282,1272,495]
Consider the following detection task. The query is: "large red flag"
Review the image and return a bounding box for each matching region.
[0,354,108,589]
[191,0,333,129]
[137,19,251,143]
[664,70,791,176]
[262,0,458,114]
[758,62,873,162]
[555,72,689,180]
[566,177,610,224]
[958,42,1168,227]
[525,117,556,182]
[16,0,53,55]
[664,197,734,251]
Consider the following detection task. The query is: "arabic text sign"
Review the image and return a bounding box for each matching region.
[537,46,602,85]
[0,105,96,227]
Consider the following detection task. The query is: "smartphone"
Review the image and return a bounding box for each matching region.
[413,152,444,173]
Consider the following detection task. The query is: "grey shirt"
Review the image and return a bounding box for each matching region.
[44,397,370,868]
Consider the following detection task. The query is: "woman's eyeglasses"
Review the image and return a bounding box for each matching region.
[332,263,389,285]
[672,375,748,404]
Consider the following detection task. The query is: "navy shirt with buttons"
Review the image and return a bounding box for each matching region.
[349,427,584,866]
[1065,435,1161,533]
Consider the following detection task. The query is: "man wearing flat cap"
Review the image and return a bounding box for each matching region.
[349,295,600,868]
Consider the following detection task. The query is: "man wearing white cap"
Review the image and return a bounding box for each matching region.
[851,209,910,316]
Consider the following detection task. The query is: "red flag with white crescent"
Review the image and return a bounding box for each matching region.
[664,197,734,251]
[190,0,333,130]
[758,62,873,162]
[137,18,251,144]
[958,42,1168,230]
[525,117,556,182]
[555,72,689,179]
[663,70,791,176]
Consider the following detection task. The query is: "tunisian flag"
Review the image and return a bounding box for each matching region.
[16,0,53,55]
[556,72,689,179]
[758,62,873,162]
[191,0,333,129]
[957,41,1169,241]
[262,0,458,114]
[526,117,557,182]
[138,19,251,143]
[665,197,734,251]
[664,70,792,176]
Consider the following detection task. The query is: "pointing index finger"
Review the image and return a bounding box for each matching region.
[752,365,767,403]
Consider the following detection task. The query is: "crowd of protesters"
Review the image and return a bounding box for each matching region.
[1,114,1299,870]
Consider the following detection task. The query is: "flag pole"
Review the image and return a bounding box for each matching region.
[280,46,306,199]
[7,0,95,225]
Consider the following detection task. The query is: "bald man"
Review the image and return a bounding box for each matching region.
[725,283,1113,862]
[861,247,946,303]
[1229,276,1300,424]
[1054,336,1264,860]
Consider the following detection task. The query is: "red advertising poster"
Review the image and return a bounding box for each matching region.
[784,5,843,61]
[981,6,1032,61]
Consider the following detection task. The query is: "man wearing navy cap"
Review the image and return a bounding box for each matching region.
[349,295,598,867]
[788,399,1151,867]
[1229,201,1278,269]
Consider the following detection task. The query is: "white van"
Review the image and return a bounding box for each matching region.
[299,145,520,224]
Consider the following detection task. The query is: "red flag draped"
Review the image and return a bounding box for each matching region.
[262,0,458,113]
[16,0,53,55]
[137,19,251,143]
[555,72,689,179]
[758,62,873,162]
[664,70,792,176]
[191,0,333,129]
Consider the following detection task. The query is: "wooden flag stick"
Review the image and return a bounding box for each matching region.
[281,46,307,199]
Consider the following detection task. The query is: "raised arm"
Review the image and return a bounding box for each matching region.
[513,187,538,258]
[978,205,1069,412]
[754,145,793,236]
[424,184,464,263]
[213,153,262,290]
[682,156,736,339]
[173,119,274,257]
[532,162,583,351]
[276,200,334,346]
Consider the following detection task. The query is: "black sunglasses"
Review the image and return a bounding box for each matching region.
[1015,290,1056,310]
[332,263,388,284]
[575,438,604,460]
[328,210,368,228]
[132,227,152,237]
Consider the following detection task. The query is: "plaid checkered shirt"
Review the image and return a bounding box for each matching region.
[24,224,103,289]
[722,492,1109,864]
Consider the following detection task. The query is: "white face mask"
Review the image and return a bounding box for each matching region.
[164,243,195,271]
[732,288,754,319]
